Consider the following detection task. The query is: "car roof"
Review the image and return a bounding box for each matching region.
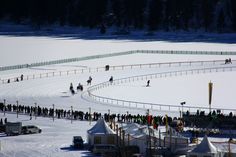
[73,136,82,139]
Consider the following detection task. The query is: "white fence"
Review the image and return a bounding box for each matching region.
[86,65,236,114]
[1,59,228,84]
[1,50,235,71]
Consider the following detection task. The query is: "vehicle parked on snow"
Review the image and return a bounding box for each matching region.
[21,125,42,134]
[5,122,22,136]
[72,136,84,149]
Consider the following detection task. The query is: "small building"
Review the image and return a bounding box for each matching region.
[87,119,117,146]
[187,135,222,157]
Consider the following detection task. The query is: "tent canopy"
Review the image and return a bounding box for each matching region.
[191,135,217,154]
[87,119,116,135]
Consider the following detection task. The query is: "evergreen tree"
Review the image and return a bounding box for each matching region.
[0,0,234,33]
[230,0,236,31]
[201,0,215,31]
[148,0,162,31]
[217,9,225,33]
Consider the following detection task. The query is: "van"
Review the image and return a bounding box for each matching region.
[5,122,22,136]
[22,125,42,134]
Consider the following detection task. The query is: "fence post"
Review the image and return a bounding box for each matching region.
[71,106,73,124]
[53,104,55,122]
[16,100,19,118]
[3,99,6,116]
[89,107,91,125]
[35,103,37,119]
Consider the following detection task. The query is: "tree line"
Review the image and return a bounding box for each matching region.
[0,0,236,33]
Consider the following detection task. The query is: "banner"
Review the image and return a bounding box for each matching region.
[209,81,213,111]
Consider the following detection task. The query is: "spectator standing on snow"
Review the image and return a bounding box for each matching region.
[146,80,150,87]
[20,74,24,81]
[109,76,113,84]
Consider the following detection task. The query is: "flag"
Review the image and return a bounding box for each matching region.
[209,81,213,108]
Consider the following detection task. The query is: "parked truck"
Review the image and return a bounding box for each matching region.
[5,122,22,136]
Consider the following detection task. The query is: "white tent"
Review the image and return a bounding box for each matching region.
[87,119,117,145]
[187,135,221,157]
[120,123,154,155]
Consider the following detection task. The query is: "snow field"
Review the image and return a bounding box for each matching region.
[1,36,236,157]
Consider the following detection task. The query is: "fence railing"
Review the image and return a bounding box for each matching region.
[85,65,236,114]
[1,59,229,84]
[0,51,136,71]
[137,50,236,55]
[1,50,235,71]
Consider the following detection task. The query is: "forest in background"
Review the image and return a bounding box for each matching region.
[0,0,236,33]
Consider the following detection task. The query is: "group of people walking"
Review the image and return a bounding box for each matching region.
[7,74,24,83]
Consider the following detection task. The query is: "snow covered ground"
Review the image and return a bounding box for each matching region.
[1,35,236,156]
[0,112,96,157]
[1,34,236,66]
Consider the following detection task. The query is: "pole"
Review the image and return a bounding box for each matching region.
[119,128,122,146]
[3,99,6,116]
[71,106,73,124]
[116,125,119,145]
[147,109,152,157]
[122,130,125,146]
[89,107,91,125]
[128,134,130,146]
[52,104,55,122]
[108,109,110,123]
[16,100,19,118]
[180,102,186,119]
[229,140,231,157]
[35,103,37,120]
[209,81,213,114]
[159,129,161,147]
